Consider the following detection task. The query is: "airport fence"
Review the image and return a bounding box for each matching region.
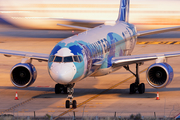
[0,113,178,120]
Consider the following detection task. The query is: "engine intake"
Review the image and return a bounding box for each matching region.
[146,63,173,89]
[10,63,37,88]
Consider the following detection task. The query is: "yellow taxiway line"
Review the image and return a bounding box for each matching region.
[137,41,180,44]
[54,68,148,120]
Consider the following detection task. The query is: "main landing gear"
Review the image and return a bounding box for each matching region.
[124,63,145,94]
[55,83,77,109]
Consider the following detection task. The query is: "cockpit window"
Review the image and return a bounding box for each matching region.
[73,56,79,62]
[50,55,83,63]
[64,56,73,62]
[54,56,63,62]
[78,56,83,62]
[49,55,55,62]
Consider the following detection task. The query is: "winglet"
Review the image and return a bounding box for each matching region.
[116,0,130,23]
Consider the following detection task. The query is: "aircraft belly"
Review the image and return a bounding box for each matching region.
[90,66,122,77]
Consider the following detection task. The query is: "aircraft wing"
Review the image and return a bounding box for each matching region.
[0,49,49,62]
[137,26,180,36]
[112,51,180,67]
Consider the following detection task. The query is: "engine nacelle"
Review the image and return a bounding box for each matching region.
[10,63,37,88]
[146,63,173,89]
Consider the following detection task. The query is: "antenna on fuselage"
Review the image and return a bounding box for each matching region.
[116,0,130,23]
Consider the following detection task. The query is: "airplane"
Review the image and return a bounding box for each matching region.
[1,0,180,109]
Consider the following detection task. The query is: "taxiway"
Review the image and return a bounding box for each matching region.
[0,24,180,118]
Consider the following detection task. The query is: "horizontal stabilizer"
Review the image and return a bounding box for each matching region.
[137,26,180,37]
[57,23,90,31]
[55,18,105,25]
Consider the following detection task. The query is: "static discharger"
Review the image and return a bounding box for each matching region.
[156,92,160,100]
[15,92,19,100]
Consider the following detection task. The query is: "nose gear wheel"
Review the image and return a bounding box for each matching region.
[65,84,77,109]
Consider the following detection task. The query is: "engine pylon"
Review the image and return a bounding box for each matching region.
[156,92,160,100]
[15,92,19,100]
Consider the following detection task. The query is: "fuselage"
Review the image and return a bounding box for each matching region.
[48,21,137,84]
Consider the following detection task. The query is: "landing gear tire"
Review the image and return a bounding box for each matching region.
[65,83,77,109]
[66,100,70,108]
[55,84,62,94]
[72,100,77,108]
[138,83,145,94]
[130,83,136,94]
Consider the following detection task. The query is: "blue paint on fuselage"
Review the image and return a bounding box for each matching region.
[48,41,85,81]
[50,45,62,55]
[50,31,126,71]
[106,32,125,68]
[124,22,137,35]
[48,22,136,82]
[48,45,62,68]
[69,45,83,55]
[73,61,84,80]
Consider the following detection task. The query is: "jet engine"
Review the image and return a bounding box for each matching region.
[10,63,37,88]
[146,63,173,89]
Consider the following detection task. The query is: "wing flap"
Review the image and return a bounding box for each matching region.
[0,49,49,61]
[112,51,180,67]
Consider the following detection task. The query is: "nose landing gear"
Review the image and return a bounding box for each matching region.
[65,84,77,109]
[55,83,77,108]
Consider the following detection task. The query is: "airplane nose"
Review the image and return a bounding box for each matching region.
[49,63,76,84]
